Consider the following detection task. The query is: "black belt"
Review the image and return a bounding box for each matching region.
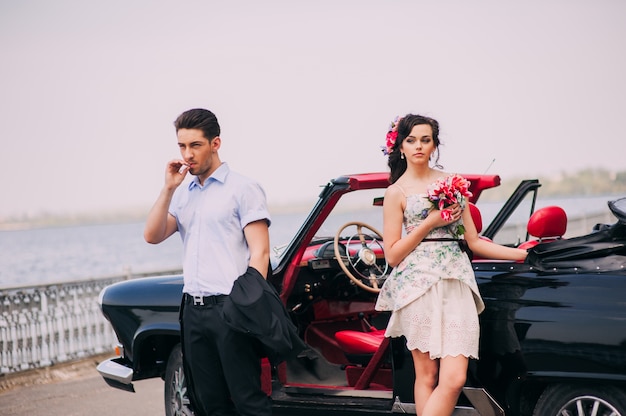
[184,293,227,306]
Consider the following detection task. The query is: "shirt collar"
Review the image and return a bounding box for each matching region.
[188,162,229,190]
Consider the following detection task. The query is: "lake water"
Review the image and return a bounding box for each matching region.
[0,212,309,289]
[0,195,620,289]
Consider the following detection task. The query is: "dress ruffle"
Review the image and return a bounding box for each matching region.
[384,279,480,359]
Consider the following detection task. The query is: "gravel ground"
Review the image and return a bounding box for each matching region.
[0,353,112,393]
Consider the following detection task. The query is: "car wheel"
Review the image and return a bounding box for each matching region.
[533,384,626,416]
[164,344,195,416]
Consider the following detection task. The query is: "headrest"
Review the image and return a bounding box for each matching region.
[527,206,567,239]
[468,203,482,233]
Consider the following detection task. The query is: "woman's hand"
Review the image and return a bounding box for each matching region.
[427,203,463,229]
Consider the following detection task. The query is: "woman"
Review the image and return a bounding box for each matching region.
[375,114,527,416]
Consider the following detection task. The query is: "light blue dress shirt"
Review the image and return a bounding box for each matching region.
[169,163,271,296]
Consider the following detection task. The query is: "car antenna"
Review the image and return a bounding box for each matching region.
[483,158,496,174]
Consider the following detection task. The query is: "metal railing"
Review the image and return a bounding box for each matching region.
[0,270,180,375]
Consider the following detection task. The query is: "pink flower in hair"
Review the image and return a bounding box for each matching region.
[381,116,401,156]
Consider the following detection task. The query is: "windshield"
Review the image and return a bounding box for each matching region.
[269,189,385,266]
[314,189,385,241]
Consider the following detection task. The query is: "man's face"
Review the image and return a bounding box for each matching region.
[177,128,220,183]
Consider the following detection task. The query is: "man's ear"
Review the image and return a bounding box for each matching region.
[211,136,221,151]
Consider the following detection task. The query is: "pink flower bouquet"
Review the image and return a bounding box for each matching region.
[427,174,473,235]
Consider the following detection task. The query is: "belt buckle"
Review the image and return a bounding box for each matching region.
[193,295,204,306]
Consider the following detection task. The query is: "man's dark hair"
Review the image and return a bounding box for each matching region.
[174,108,221,140]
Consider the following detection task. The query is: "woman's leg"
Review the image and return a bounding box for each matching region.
[411,349,439,416]
[421,354,468,416]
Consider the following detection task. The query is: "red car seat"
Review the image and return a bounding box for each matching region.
[469,203,483,234]
[335,329,386,357]
[518,206,567,250]
[468,203,492,262]
[335,327,392,389]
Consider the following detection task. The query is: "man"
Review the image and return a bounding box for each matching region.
[144,108,272,415]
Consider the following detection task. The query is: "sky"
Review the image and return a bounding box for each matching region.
[1,0,625,219]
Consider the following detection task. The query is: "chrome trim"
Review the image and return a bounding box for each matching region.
[462,387,504,416]
[391,396,479,415]
[96,358,134,385]
[391,397,416,414]
[283,385,393,399]
[390,387,502,415]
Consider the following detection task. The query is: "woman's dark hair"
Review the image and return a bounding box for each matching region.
[174,108,221,140]
[388,114,442,183]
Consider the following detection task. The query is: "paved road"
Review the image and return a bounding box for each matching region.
[0,355,305,416]
[0,359,163,416]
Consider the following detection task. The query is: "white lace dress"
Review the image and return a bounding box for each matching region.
[375,189,485,359]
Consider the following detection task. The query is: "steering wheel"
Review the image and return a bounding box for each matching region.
[333,221,389,293]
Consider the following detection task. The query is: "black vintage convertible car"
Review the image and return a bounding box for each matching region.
[97,172,626,416]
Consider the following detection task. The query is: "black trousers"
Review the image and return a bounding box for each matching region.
[181,295,272,416]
